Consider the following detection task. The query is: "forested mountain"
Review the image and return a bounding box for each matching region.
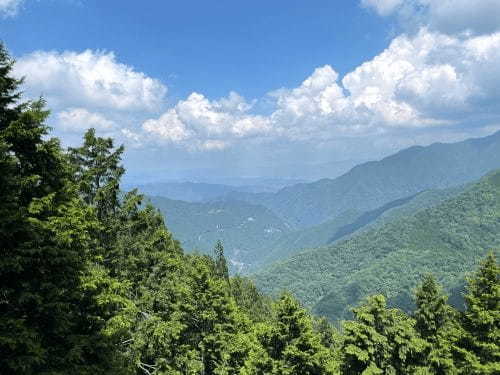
[1,44,499,374]
[257,185,465,269]
[148,195,292,271]
[148,185,464,272]
[225,131,500,228]
[254,170,500,321]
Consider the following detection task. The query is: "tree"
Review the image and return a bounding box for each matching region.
[231,276,272,323]
[68,128,124,229]
[414,275,459,374]
[460,252,500,374]
[342,295,427,375]
[249,293,337,374]
[213,240,230,282]
[0,44,115,374]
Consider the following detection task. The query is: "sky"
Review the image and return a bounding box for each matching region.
[2,0,500,181]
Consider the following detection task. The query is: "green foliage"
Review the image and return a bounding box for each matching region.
[247,293,338,374]
[230,276,273,323]
[460,252,500,374]
[0,43,114,375]
[342,295,427,374]
[213,240,230,282]
[414,275,449,341]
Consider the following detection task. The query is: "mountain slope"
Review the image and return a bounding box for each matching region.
[253,170,500,320]
[256,185,465,269]
[148,196,292,271]
[226,131,500,227]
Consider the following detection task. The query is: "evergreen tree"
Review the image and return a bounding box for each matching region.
[342,295,427,374]
[414,274,459,374]
[0,44,114,374]
[415,275,448,341]
[213,240,230,282]
[231,276,273,323]
[248,293,337,374]
[460,252,500,374]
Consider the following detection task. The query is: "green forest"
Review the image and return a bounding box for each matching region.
[1,42,499,375]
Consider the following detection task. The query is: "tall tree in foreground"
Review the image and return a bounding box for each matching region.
[0,43,113,375]
[460,252,500,374]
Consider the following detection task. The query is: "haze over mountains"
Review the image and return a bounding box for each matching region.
[144,130,500,276]
[223,130,500,228]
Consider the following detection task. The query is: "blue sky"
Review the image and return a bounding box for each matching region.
[2,0,500,181]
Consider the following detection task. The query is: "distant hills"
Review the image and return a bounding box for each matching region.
[253,170,500,321]
[224,130,500,228]
[127,178,305,203]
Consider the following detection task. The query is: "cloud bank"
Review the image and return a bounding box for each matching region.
[140,29,500,150]
[11,2,500,170]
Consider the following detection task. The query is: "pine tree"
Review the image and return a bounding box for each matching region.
[460,252,500,374]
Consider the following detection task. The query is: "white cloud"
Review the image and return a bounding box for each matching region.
[142,92,271,150]
[56,108,115,133]
[14,50,167,112]
[0,0,23,17]
[362,0,500,36]
[142,29,500,151]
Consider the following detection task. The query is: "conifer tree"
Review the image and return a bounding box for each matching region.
[342,294,427,374]
[461,252,500,374]
[414,274,459,374]
[249,293,337,374]
[213,240,230,282]
[0,43,115,374]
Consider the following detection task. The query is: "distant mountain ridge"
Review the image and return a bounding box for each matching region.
[126,179,306,203]
[224,130,500,228]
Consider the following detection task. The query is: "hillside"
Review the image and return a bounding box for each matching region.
[253,170,500,320]
[225,131,500,228]
[148,196,293,271]
[256,185,465,269]
[150,185,464,273]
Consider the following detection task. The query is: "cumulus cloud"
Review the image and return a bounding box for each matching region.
[56,108,116,133]
[142,91,271,150]
[361,0,500,36]
[142,29,500,151]
[0,0,23,17]
[14,50,167,112]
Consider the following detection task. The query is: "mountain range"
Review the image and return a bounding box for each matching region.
[223,130,500,228]
[146,131,500,274]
